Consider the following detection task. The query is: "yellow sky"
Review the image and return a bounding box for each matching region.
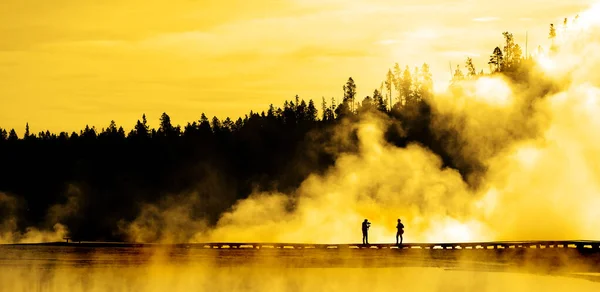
[0,0,593,134]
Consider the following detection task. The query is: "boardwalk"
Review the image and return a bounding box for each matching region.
[194,240,600,250]
[30,239,600,250]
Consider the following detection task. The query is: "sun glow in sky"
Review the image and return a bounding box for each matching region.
[0,0,594,133]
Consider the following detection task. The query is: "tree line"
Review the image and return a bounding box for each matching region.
[0,78,442,241]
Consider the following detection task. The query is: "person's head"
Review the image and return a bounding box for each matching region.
[398,219,401,222]
[364,219,368,222]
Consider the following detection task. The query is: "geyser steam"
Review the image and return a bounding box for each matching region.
[125,5,600,244]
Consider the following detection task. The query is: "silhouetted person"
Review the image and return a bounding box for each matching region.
[396,219,404,245]
[362,219,371,244]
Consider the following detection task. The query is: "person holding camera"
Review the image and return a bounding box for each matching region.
[362,219,371,244]
[396,219,405,245]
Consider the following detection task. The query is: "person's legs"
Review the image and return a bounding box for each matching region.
[365,233,369,244]
[396,233,399,245]
[362,232,366,244]
[400,234,403,244]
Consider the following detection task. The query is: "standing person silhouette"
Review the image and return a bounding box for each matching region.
[362,219,371,245]
[396,219,405,245]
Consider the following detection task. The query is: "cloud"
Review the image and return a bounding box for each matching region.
[376,39,402,45]
[440,51,481,57]
[472,17,500,22]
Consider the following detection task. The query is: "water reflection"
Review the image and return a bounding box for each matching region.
[1,245,599,291]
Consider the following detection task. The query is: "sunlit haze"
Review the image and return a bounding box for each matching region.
[0,0,594,133]
[4,1,600,291]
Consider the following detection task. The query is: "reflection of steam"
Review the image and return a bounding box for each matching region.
[2,244,600,292]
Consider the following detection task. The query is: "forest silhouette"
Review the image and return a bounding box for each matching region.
[0,27,564,242]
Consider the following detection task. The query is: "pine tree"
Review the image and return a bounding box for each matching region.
[0,128,7,141]
[8,129,18,141]
[385,69,394,110]
[211,116,222,133]
[489,47,504,72]
[373,89,387,112]
[108,120,118,134]
[393,63,402,106]
[549,23,558,53]
[411,66,422,103]
[343,77,357,112]
[549,23,557,40]
[297,99,308,121]
[133,114,150,138]
[465,57,477,78]
[502,32,515,67]
[419,63,433,100]
[513,44,523,66]
[400,66,412,106]
[360,96,374,112]
[453,65,464,81]
[158,112,175,137]
[330,97,337,119]
[267,104,275,118]
[222,117,234,131]
[24,123,30,139]
[307,100,317,122]
[321,97,328,121]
